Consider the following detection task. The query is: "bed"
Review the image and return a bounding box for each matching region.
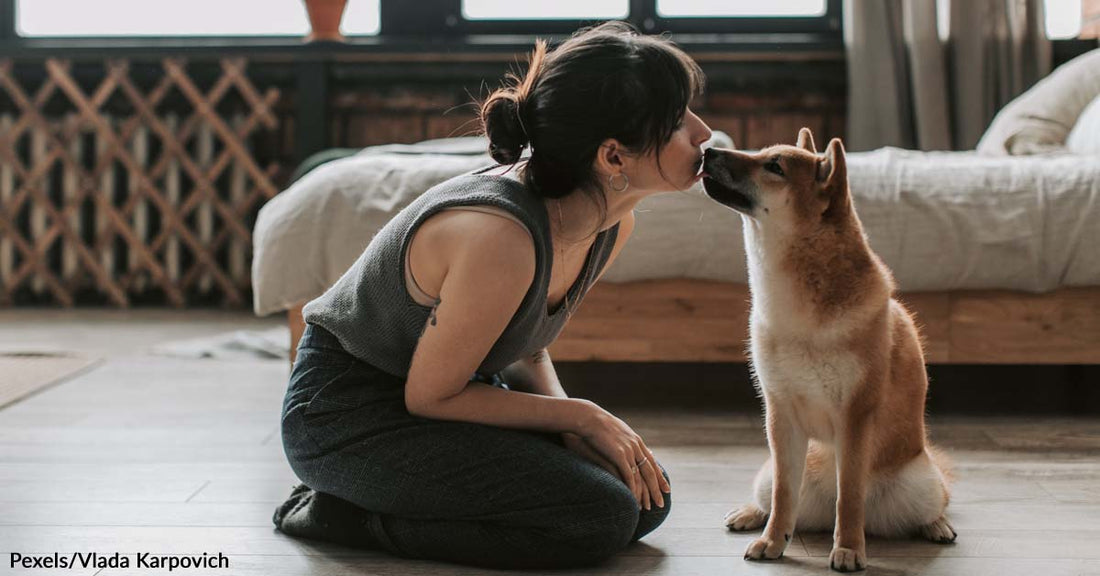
[252,133,1100,366]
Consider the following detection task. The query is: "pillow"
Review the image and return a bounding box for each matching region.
[977,48,1100,155]
[1067,95,1100,155]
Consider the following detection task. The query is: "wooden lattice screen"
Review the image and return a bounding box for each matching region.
[0,57,281,308]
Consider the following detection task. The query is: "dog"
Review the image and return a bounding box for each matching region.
[701,129,956,572]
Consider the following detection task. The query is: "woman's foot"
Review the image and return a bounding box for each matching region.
[272,483,383,550]
[272,483,312,527]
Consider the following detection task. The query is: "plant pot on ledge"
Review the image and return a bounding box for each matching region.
[303,0,348,43]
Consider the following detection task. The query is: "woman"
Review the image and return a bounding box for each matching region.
[274,20,713,570]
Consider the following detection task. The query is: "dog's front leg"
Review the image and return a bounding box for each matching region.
[830,414,871,572]
[745,400,807,561]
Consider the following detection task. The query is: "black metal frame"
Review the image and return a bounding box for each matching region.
[0,0,12,42]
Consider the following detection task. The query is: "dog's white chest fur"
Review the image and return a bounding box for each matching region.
[745,223,867,441]
[751,334,864,441]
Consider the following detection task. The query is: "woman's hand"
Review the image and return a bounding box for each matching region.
[573,402,670,510]
[561,432,621,480]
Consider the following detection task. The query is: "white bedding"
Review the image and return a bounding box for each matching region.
[251,138,1100,317]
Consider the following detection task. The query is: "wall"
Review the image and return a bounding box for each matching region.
[326,57,848,152]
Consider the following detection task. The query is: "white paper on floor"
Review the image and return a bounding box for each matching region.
[146,326,291,360]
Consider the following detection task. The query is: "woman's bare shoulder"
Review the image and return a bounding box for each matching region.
[409,208,537,299]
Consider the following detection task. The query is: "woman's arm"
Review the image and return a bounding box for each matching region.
[404,210,598,434]
[500,348,568,398]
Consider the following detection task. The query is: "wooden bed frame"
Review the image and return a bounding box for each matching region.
[286,280,1100,368]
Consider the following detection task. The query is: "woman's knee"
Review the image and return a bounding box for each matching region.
[552,514,639,567]
[560,465,675,562]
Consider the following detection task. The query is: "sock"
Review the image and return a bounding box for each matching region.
[272,483,385,550]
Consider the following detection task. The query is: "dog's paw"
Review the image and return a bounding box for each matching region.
[725,504,767,531]
[919,516,957,544]
[829,546,867,572]
[743,536,786,561]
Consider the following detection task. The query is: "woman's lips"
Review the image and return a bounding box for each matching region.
[691,155,706,182]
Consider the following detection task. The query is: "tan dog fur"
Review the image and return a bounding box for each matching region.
[701,129,956,572]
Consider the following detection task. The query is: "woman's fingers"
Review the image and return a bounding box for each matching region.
[638,444,668,492]
[640,463,662,509]
[654,458,670,493]
[617,449,641,503]
[645,444,669,499]
[579,409,666,507]
[633,444,663,509]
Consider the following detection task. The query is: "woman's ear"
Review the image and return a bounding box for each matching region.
[594,138,628,177]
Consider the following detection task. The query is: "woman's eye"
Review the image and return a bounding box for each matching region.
[765,159,785,177]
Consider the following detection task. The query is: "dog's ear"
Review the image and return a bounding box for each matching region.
[816,138,849,219]
[797,127,816,153]
[816,138,846,188]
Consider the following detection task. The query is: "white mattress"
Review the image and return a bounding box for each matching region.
[251,138,1100,317]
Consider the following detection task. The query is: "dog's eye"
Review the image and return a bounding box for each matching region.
[764,159,785,177]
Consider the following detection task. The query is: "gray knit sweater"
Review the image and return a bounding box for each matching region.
[301,164,620,379]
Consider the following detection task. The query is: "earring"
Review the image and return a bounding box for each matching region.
[608,172,629,192]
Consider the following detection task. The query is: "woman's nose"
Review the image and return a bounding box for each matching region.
[694,119,713,146]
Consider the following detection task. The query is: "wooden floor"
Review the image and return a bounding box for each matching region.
[2,310,1099,576]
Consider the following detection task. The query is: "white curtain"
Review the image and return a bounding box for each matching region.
[845,0,1051,151]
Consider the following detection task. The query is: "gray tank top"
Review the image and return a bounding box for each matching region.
[301,164,621,379]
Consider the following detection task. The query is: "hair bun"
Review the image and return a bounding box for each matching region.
[480,40,546,165]
[483,93,528,165]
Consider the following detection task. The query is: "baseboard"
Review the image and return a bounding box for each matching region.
[555,363,1100,415]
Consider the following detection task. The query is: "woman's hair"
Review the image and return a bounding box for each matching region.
[479,20,705,233]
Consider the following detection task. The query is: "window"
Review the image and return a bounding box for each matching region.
[15,0,380,37]
[935,0,1084,40]
[343,0,382,36]
[656,0,827,18]
[1045,0,1082,39]
[647,0,841,35]
[463,0,628,21]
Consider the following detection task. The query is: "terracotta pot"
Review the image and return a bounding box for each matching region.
[303,0,348,43]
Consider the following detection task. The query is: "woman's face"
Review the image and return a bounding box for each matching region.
[628,107,714,194]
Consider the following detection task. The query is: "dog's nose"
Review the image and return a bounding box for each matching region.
[704,148,719,161]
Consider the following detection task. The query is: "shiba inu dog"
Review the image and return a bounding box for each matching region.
[701,129,956,572]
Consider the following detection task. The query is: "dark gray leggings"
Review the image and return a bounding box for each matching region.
[280,323,671,570]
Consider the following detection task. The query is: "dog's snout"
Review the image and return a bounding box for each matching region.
[704,148,720,162]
